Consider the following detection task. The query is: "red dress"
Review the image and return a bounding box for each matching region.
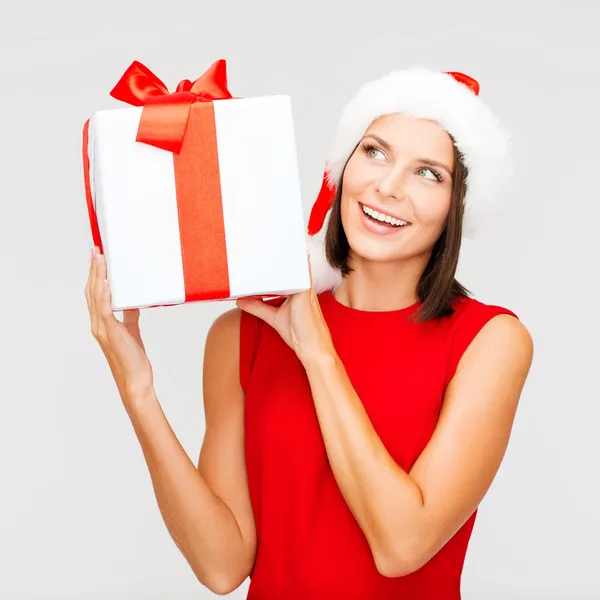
[240,290,518,599]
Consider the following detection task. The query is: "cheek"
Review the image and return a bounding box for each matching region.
[340,191,356,232]
[411,188,452,229]
[339,162,367,226]
[340,162,362,196]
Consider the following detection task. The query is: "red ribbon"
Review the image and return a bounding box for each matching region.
[109,59,233,154]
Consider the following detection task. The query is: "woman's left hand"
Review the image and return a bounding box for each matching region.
[235,258,335,367]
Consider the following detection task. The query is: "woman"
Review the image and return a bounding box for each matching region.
[85,67,534,599]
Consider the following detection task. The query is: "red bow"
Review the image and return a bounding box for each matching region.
[110,59,233,154]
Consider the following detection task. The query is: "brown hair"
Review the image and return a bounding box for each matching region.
[322,135,472,324]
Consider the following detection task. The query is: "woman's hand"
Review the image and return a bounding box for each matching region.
[85,246,155,407]
[235,258,335,367]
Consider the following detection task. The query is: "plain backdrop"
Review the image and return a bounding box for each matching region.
[1,1,598,598]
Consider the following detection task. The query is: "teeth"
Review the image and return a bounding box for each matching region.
[362,204,408,227]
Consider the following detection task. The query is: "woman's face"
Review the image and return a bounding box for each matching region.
[341,112,455,265]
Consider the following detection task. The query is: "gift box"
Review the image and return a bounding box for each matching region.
[82,60,311,311]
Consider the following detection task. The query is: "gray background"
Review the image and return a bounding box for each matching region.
[1,1,598,598]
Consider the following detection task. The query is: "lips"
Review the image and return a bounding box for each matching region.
[359,202,410,225]
[358,202,412,236]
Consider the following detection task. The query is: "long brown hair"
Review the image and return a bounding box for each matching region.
[322,134,472,323]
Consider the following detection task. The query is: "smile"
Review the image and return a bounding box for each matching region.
[360,203,411,228]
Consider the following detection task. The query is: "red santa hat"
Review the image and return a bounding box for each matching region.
[306,66,513,294]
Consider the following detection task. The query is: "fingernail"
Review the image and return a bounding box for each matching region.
[95,253,102,264]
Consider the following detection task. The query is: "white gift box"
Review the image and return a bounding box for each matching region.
[83,89,311,311]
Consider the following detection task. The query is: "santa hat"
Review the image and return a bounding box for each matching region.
[306,66,513,294]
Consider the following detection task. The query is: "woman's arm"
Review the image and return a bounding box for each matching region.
[303,313,533,578]
[126,308,256,594]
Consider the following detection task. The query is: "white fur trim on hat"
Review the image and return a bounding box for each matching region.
[307,210,343,294]
[308,66,514,295]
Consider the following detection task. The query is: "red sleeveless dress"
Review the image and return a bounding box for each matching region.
[239,290,518,599]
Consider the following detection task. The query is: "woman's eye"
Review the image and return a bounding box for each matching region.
[417,167,440,181]
[363,144,385,160]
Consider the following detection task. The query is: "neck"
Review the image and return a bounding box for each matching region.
[333,251,429,312]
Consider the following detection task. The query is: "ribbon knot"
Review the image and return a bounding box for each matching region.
[109,59,233,154]
[176,79,194,93]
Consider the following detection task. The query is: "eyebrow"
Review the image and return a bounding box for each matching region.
[363,133,454,178]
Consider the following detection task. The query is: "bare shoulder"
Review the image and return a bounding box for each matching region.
[204,307,243,364]
[206,307,243,346]
[203,307,244,402]
[480,313,533,362]
[457,311,534,382]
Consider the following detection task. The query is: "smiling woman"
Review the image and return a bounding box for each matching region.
[229,67,532,600]
[323,112,470,322]
[85,65,532,600]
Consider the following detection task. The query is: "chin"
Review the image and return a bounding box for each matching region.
[345,228,406,264]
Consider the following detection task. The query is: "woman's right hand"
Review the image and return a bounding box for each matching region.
[85,246,155,407]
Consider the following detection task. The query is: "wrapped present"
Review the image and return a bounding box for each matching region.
[82,59,310,311]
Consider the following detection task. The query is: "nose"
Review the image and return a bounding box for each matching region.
[375,166,407,201]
